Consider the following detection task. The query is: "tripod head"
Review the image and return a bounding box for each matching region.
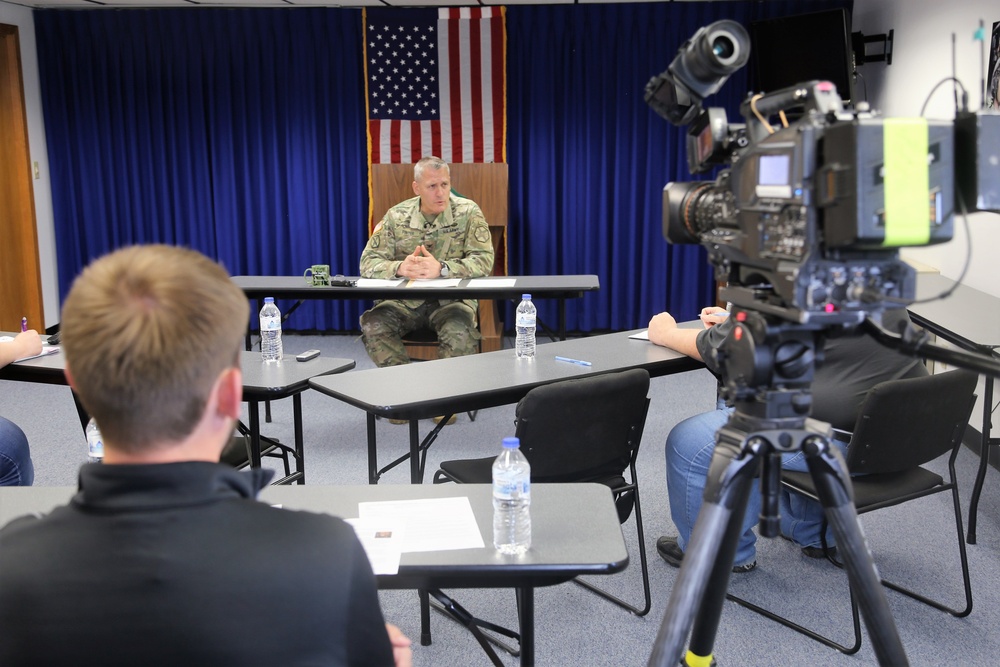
[706,302,840,539]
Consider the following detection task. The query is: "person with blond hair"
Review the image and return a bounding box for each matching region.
[0,245,410,667]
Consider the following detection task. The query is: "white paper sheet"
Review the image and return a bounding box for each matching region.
[345,517,404,575]
[355,278,405,288]
[466,278,516,288]
[4,340,62,362]
[405,279,462,288]
[358,496,485,553]
[629,330,650,340]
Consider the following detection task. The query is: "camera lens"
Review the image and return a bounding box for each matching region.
[712,36,735,60]
[684,20,749,81]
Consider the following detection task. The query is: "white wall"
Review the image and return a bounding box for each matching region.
[853,0,1000,295]
[854,0,1000,435]
[0,1,58,328]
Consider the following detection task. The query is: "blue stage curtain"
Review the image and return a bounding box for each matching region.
[35,8,368,331]
[505,0,850,332]
[36,2,848,333]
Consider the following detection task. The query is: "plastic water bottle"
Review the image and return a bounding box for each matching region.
[515,294,536,359]
[86,418,104,464]
[260,297,283,362]
[493,436,531,554]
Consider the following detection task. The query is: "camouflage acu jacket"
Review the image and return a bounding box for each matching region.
[359,194,495,309]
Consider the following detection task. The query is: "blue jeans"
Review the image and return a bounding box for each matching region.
[665,408,845,567]
[0,417,34,486]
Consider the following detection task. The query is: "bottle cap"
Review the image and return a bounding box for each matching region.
[502,437,520,449]
[521,294,531,300]
[264,297,275,303]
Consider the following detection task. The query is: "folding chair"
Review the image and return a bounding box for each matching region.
[728,368,978,654]
[422,370,652,661]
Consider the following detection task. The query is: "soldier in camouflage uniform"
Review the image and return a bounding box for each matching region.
[359,156,495,368]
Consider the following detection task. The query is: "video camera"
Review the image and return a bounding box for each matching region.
[645,20,954,328]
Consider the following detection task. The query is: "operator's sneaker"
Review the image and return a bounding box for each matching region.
[388,418,408,425]
[433,414,457,425]
[781,534,837,559]
[656,535,757,574]
[801,544,837,559]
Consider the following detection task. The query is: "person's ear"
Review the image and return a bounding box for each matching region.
[64,364,77,392]
[412,180,420,196]
[214,367,243,420]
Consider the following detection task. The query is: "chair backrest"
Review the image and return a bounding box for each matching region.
[370,162,510,355]
[845,368,978,475]
[513,369,651,483]
[369,162,508,276]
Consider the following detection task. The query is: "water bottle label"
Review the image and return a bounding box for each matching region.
[87,437,103,458]
[493,478,530,499]
[515,313,536,328]
[260,315,281,331]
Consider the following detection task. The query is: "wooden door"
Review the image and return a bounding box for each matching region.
[0,24,44,332]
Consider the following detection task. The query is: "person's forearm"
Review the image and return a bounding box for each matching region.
[649,326,703,361]
[0,339,33,368]
[360,252,402,279]
[448,247,494,278]
[0,344,19,368]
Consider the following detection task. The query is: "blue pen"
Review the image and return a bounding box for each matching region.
[700,311,730,318]
[555,356,592,367]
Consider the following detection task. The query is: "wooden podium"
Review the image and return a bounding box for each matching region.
[369,163,508,358]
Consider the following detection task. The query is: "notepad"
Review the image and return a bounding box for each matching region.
[406,279,462,288]
[13,347,61,363]
[355,278,405,288]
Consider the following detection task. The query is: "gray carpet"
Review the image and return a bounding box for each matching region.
[3,332,1000,666]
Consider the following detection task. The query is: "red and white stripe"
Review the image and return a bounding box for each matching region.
[369,7,505,164]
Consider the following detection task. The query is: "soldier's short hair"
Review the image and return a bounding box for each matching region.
[61,244,249,452]
[414,156,449,183]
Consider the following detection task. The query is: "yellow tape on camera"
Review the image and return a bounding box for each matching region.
[883,118,930,246]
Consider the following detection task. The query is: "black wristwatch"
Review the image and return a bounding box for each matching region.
[439,262,450,278]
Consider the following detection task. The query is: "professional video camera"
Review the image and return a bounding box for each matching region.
[643,21,1000,667]
[644,20,954,329]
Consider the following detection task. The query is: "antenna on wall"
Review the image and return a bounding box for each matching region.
[979,19,986,109]
[952,33,959,112]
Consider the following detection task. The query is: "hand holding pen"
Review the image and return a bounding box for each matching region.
[9,329,43,361]
[699,307,730,328]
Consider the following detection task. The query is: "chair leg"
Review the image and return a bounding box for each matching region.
[572,484,652,616]
[730,479,974,654]
[874,481,972,617]
[727,584,863,655]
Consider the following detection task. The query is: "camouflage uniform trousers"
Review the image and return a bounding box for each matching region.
[359,300,481,367]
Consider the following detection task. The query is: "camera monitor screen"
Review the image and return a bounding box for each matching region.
[758,154,790,186]
[749,8,854,104]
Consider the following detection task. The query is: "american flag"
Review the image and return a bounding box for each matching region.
[365,7,506,164]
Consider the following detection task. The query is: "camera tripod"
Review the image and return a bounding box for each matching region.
[647,310,911,667]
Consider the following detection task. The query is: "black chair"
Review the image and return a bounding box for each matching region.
[220,424,291,477]
[727,368,978,654]
[435,368,653,616]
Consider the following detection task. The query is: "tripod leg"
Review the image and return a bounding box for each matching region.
[804,438,909,666]
[648,434,759,667]
[686,473,753,665]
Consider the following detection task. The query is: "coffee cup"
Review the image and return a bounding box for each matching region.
[304,264,330,286]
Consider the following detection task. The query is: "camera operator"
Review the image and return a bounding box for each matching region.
[648,306,926,572]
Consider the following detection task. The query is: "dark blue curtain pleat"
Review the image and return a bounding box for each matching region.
[506,0,850,331]
[35,8,368,330]
[36,2,848,333]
